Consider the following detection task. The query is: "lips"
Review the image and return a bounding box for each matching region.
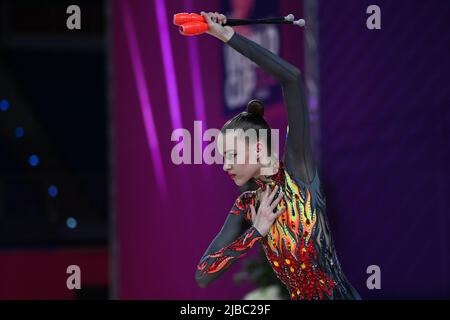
[228,174,236,179]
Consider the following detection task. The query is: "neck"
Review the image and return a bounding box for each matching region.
[255,166,278,181]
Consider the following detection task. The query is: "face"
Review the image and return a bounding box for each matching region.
[219,131,264,186]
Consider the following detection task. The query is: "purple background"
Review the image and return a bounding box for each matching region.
[112,0,450,299]
[319,0,450,299]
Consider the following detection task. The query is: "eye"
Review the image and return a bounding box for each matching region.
[225,152,237,161]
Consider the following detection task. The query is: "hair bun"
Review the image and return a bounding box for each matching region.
[246,99,264,117]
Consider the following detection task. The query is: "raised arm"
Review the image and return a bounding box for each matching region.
[200,11,316,183]
[226,32,316,184]
[195,196,263,288]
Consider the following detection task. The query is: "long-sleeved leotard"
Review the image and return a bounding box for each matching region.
[195,32,360,300]
[196,193,262,288]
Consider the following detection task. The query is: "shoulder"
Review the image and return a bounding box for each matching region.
[283,161,320,189]
[283,166,325,209]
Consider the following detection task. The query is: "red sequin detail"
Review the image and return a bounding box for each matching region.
[254,160,336,299]
[255,161,286,190]
[197,227,262,275]
[262,236,336,299]
[202,160,337,299]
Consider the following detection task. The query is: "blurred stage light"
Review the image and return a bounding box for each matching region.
[0,99,9,111]
[48,185,58,197]
[66,217,78,229]
[15,126,25,138]
[28,154,40,167]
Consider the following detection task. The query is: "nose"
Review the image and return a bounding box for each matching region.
[223,163,232,171]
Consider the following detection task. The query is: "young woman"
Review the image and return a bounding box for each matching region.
[195,12,361,300]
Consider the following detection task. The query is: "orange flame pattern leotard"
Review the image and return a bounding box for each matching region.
[195,32,360,299]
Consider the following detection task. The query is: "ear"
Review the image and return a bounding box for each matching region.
[255,141,263,160]
[256,141,263,153]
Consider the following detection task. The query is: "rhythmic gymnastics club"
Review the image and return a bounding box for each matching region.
[174,13,305,36]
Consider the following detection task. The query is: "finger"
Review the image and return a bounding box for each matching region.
[215,12,224,24]
[267,185,279,204]
[210,12,218,23]
[273,210,283,219]
[266,185,271,196]
[261,186,270,206]
[220,14,227,24]
[201,12,213,26]
[205,12,213,23]
[269,191,284,212]
[250,205,256,223]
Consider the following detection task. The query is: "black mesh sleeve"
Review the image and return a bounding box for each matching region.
[195,194,263,288]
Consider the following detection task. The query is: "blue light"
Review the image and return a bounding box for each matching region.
[0,99,9,111]
[66,217,78,229]
[48,185,58,197]
[15,127,25,138]
[28,154,39,167]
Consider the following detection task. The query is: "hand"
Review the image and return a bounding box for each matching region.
[200,11,234,42]
[250,185,284,237]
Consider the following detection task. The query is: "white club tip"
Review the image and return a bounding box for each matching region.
[284,14,295,22]
[294,19,306,27]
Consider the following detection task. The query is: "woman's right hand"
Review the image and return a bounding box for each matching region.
[200,11,235,42]
[250,185,284,237]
